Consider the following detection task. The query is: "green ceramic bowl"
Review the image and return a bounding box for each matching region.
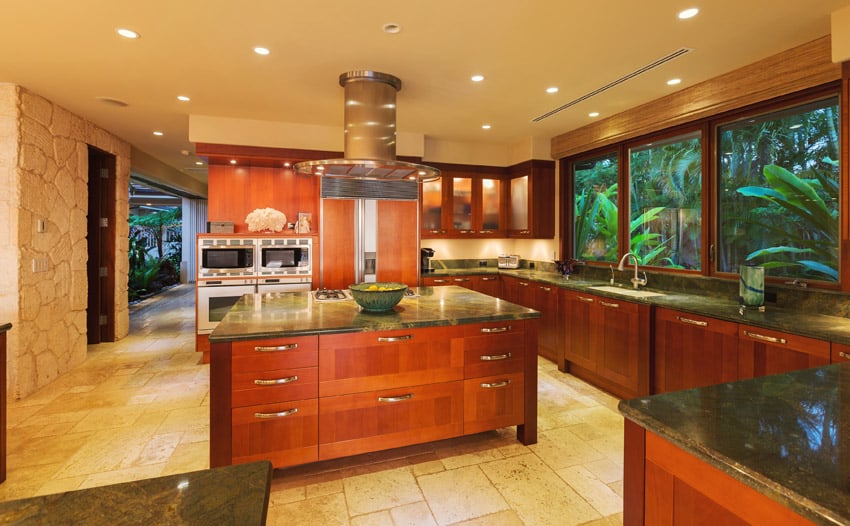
[348,282,408,312]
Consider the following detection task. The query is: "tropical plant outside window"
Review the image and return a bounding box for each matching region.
[628,132,702,269]
[573,152,618,262]
[717,97,839,282]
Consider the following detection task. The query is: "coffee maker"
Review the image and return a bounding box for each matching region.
[421,248,435,272]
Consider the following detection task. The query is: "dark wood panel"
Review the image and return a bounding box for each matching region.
[474,275,501,297]
[673,479,749,526]
[210,342,234,468]
[318,327,465,397]
[534,283,559,362]
[562,290,598,371]
[595,297,650,398]
[517,320,538,445]
[319,199,356,290]
[318,381,464,460]
[653,308,738,394]
[644,461,673,526]
[376,200,419,286]
[463,372,524,434]
[231,399,319,468]
[623,420,646,526]
[232,367,318,408]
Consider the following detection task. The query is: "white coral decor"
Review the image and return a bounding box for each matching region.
[245,208,287,232]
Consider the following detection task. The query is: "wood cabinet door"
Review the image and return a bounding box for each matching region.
[562,290,598,371]
[319,381,464,460]
[231,398,319,468]
[534,282,559,363]
[507,161,555,239]
[738,325,830,379]
[475,275,501,297]
[318,326,465,397]
[831,342,850,363]
[464,372,525,434]
[653,308,738,394]
[320,199,356,290]
[594,296,650,398]
[421,275,452,286]
[447,275,475,290]
[376,200,419,287]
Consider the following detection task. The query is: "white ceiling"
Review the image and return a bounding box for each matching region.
[1,1,847,188]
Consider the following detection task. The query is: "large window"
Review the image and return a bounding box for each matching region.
[717,97,840,282]
[572,152,618,262]
[628,132,702,269]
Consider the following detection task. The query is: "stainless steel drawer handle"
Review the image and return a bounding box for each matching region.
[254,408,298,419]
[480,352,512,361]
[453,278,469,282]
[743,330,786,345]
[481,326,510,333]
[577,296,594,303]
[839,351,850,360]
[254,375,298,386]
[481,277,496,281]
[377,334,413,343]
[677,316,708,327]
[480,380,511,389]
[255,343,298,352]
[433,279,449,283]
[539,286,551,291]
[518,282,529,287]
[599,300,619,308]
[378,393,413,403]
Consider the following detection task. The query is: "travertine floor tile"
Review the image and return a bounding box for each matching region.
[268,492,350,526]
[417,465,509,525]
[452,509,526,526]
[389,501,437,526]
[557,464,623,517]
[350,510,394,526]
[343,467,423,516]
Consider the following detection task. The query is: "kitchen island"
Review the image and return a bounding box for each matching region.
[619,363,850,526]
[208,286,539,469]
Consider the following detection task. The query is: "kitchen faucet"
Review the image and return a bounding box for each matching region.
[617,252,648,289]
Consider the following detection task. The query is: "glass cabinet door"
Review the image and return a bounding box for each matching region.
[481,178,502,231]
[421,178,443,232]
[510,176,529,231]
[452,177,472,231]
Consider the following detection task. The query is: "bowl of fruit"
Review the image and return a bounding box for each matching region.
[348,282,408,312]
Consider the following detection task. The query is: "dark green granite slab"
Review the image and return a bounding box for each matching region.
[619,364,850,526]
[210,286,540,343]
[0,460,272,525]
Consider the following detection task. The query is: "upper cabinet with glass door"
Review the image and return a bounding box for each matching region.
[421,165,508,238]
[507,160,555,238]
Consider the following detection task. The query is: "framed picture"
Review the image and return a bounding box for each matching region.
[296,212,312,233]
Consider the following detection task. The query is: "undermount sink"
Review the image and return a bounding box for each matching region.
[588,285,666,298]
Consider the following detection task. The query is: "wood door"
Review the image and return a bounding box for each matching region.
[231,399,319,468]
[562,290,598,372]
[464,372,525,434]
[738,325,830,379]
[319,381,464,460]
[653,308,739,394]
[534,283,559,363]
[595,297,650,398]
[320,199,356,290]
[87,146,116,343]
[376,200,419,286]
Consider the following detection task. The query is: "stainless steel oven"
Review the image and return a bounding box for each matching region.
[256,237,312,277]
[198,237,256,278]
[196,279,256,334]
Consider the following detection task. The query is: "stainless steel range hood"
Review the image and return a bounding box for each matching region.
[294,70,440,183]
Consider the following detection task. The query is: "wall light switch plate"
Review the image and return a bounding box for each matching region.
[36,219,45,233]
[32,257,48,273]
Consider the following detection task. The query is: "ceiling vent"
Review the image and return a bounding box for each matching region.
[533,48,693,122]
[294,71,440,183]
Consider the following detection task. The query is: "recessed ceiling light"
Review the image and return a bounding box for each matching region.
[253,47,270,56]
[588,112,600,118]
[177,95,191,102]
[678,7,699,19]
[546,87,559,94]
[229,159,237,164]
[153,131,164,136]
[116,28,139,39]
[471,75,485,82]
[667,78,682,86]
[382,23,401,34]
[481,124,492,130]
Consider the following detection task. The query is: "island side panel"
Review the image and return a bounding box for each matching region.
[623,419,646,526]
[210,341,233,467]
[518,318,538,445]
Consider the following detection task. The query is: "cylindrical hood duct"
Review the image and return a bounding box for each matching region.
[342,71,400,161]
[293,70,440,182]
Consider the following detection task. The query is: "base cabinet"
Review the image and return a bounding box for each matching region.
[738,325,830,379]
[211,320,537,468]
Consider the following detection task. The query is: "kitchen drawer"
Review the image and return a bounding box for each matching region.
[231,398,319,468]
[232,366,318,408]
[463,320,525,378]
[232,336,318,373]
[463,372,525,435]
[318,381,464,460]
[738,325,830,378]
[831,342,850,363]
[319,326,464,397]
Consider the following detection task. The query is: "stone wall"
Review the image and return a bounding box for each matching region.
[0,86,130,399]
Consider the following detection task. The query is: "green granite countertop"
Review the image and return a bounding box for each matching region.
[430,268,850,346]
[210,285,540,343]
[619,364,850,526]
[0,460,272,525]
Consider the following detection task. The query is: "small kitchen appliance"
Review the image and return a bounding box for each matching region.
[498,254,520,269]
[421,248,435,272]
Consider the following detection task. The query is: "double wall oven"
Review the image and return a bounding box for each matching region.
[196,236,313,335]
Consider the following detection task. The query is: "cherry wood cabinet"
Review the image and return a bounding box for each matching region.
[738,325,830,379]
[561,290,650,399]
[501,276,558,362]
[421,163,508,239]
[831,342,850,363]
[420,274,501,297]
[653,308,739,394]
[475,275,501,297]
[507,160,555,238]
